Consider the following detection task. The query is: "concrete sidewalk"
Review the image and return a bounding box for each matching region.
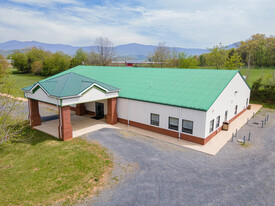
[116,104,262,155]
[35,103,262,155]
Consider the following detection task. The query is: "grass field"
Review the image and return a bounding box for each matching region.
[0,128,112,205]
[8,71,45,97]
[238,67,275,87]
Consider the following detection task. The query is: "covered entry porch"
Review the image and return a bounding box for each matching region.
[34,107,118,138]
[23,72,121,141]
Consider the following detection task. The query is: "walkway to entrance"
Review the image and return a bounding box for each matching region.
[35,111,118,138]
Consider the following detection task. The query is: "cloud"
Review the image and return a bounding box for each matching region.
[8,0,78,6]
[0,0,274,48]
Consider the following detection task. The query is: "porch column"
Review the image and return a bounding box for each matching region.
[58,106,73,141]
[28,99,41,128]
[76,103,86,116]
[106,98,118,125]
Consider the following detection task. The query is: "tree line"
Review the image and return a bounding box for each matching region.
[149,34,274,69]
[9,37,115,76]
[8,34,274,76]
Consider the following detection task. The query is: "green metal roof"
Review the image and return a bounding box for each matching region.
[22,72,120,98]
[23,66,247,111]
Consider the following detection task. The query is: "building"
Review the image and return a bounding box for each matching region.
[22,66,250,145]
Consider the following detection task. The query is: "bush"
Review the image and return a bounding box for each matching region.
[31,61,43,74]
[251,78,275,103]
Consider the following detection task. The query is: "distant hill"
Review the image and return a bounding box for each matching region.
[0,40,239,60]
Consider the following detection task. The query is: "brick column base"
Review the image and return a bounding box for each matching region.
[28,99,41,128]
[76,103,86,116]
[58,106,73,141]
[106,98,118,125]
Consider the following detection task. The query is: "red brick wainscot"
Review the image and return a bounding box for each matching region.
[118,118,207,145]
[118,108,247,145]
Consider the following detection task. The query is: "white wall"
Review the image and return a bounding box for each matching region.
[25,85,118,108]
[62,87,118,106]
[84,99,108,115]
[205,72,250,138]
[117,98,207,138]
[25,88,60,106]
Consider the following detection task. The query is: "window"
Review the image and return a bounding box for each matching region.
[150,113,159,126]
[225,111,228,121]
[169,117,179,131]
[209,119,214,133]
[182,120,193,134]
[216,116,220,128]
[235,105,238,115]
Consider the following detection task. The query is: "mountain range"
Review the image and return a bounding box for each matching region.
[0,40,239,60]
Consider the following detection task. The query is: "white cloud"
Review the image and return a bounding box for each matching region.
[0,0,274,48]
[8,0,78,6]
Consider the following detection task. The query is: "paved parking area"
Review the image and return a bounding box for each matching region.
[79,108,275,206]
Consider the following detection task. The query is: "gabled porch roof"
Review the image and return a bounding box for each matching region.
[23,72,120,99]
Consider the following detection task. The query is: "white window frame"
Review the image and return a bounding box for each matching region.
[168,117,179,131]
[150,113,159,126]
[225,110,228,121]
[209,119,214,133]
[216,116,220,128]
[182,119,193,134]
[235,105,238,115]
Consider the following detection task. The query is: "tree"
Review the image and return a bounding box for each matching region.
[10,52,29,73]
[199,54,207,66]
[237,34,275,67]
[31,61,43,74]
[42,52,71,76]
[26,47,47,67]
[70,48,88,67]
[94,37,115,66]
[225,53,244,70]
[168,49,178,68]
[177,52,198,68]
[149,42,171,68]
[0,57,27,144]
[206,44,227,69]
[0,55,9,76]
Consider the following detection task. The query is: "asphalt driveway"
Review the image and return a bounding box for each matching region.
[79,108,275,206]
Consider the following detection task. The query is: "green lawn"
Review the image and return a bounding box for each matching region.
[0,128,112,205]
[238,67,275,87]
[8,71,45,97]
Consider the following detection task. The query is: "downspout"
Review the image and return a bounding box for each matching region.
[56,98,62,139]
[28,98,31,125]
[128,99,130,126]
[179,107,182,140]
[59,106,62,139]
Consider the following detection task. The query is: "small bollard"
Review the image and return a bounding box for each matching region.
[231,133,234,142]
[243,136,246,145]
[253,112,255,118]
[267,114,269,121]
[248,132,251,141]
[235,128,238,137]
[261,120,264,128]
[264,117,267,124]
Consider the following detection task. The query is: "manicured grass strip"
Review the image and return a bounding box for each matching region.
[0,128,112,205]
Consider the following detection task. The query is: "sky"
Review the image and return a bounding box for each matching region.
[0,0,274,48]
